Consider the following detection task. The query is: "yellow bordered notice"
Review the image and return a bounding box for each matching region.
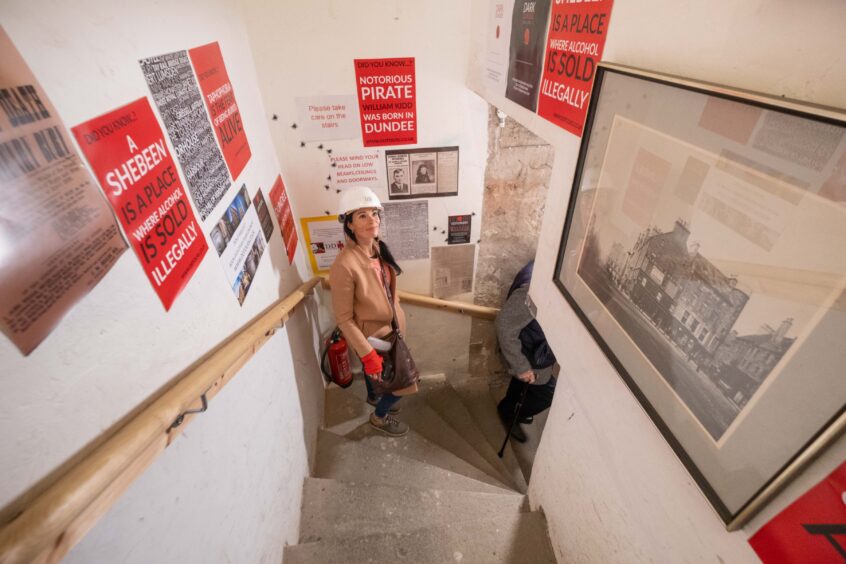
[300,216,346,275]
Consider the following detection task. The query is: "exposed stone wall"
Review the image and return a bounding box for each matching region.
[475,106,554,308]
[471,106,554,383]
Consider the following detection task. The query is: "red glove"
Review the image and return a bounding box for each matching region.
[361,349,383,377]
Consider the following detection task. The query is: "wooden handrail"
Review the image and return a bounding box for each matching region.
[0,276,496,563]
[0,277,321,564]
[319,277,500,320]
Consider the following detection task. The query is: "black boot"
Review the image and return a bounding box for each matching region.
[497,404,527,443]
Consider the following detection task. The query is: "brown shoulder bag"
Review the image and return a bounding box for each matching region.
[372,258,419,396]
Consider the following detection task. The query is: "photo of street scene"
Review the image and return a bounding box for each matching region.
[559,110,846,444]
[577,214,799,441]
[554,68,846,519]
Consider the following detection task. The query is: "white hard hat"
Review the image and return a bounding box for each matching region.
[337,186,383,221]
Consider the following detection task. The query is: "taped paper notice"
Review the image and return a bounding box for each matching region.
[331,149,382,191]
[431,244,476,299]
[381,201,429,260]
[301,216,345,274]
[295,95,360,141]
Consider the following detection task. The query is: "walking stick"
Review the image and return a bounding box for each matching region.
[498,380,530,458]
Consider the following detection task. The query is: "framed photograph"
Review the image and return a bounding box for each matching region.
[384,146,459,199]
[554,63,846,529]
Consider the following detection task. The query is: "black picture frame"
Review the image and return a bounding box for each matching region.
[553,63,846,529]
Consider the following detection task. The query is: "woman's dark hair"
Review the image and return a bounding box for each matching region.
[343,213,403,275]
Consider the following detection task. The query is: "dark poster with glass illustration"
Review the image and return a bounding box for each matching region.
[505,0,552,111]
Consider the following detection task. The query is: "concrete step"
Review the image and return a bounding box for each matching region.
[452,379,528,493]
[323,377,370,431]
[426,381,520,490]
[285,511,556,563]
[341,424,513,491]
[298,477,527,543]
[399,401,513,488]
[323,373,446,434]
[315,429,518,496]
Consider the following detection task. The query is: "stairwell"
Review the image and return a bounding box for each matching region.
[283,374,556,563]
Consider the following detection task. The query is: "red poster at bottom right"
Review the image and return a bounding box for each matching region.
[749,461,846,563]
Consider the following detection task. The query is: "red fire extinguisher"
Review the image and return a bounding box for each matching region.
[322,328,353,388]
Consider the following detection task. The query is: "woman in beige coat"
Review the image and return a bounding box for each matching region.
[329,186,409,437]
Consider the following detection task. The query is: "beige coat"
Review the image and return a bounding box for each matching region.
[329,241,407,357]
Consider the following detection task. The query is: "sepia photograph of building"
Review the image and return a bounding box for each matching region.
[579,215,798,441]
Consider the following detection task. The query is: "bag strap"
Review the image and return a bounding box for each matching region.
[377,255,401,337]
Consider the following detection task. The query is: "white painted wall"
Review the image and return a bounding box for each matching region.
[468,0,846,562]
[0,0,324,561]
[5,0,841,561]
[239,0,489,296]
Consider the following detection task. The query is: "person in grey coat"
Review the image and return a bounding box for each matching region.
[496,261,557,442]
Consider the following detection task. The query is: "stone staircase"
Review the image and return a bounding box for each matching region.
[283,375,556,563]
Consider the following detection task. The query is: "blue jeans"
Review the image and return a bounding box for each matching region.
[364,376,402,418]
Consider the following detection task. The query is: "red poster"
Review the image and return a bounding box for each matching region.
[72,98,208,310]
[749,461,846,563]
[354,57,417,147]
[189,42,251,180]
[269,175,298,264]
[537,0,613,136]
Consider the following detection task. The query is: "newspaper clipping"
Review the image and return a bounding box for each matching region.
[0,27,126,355]
[385,146,459,199]
[381,201,429,260]
[431,244,476,299]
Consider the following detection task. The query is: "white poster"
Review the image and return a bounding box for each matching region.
[210,186,266,305]
[431,244,476,299]
[295,94,361,141]
[331,149,383,191]
[301,216,346,274]
[485,0,516,94]
[381,201,429,260]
